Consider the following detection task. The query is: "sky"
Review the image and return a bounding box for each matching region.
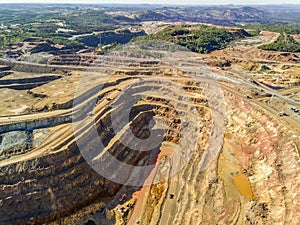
[0,0,299,5]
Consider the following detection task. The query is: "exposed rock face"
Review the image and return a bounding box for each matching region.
[30,43,59,54]
[0,45,299,225]
[0,65,12,78]
[0,131,33,159]
[0,91,159,224]
[0,145,121,224]
[4,38,68,61]
[0,75,62,90]
[245,51,300,63]
[0,115,72,135]
[0,54,215,224]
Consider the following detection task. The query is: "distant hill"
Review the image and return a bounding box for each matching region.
[131,6,268,26]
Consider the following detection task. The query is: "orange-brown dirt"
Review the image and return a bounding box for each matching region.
[0,30,299,225]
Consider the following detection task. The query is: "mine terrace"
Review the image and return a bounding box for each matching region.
[0,3,299,225]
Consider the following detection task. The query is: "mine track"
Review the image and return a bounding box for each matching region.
[1,53,299,166]
[0,49,299,224]
[221,83,300,133]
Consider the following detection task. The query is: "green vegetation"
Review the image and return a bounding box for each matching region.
[0,6,116,50]
[258,33,300,52]
[0,29,83,50]
[0,30,30,49]
[1,4,300,55]
[78,30,146,48]
[134,26,249,54]
[95,43,120,55]
[242,23,300,35]
[47,37,84,50]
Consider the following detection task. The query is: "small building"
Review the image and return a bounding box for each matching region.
[10,24,20,29]
[0,24,8,30]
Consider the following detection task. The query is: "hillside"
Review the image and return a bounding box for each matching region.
[259,33,300,52]
[0,4,300,225]
[134,26,250,53]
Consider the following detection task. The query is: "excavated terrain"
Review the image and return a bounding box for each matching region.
[0,31,299,225]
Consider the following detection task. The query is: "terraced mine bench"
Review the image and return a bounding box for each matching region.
[0,49,299,225]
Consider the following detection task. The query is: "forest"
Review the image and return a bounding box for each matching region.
[259,33,300,52]
[134,26,250,53]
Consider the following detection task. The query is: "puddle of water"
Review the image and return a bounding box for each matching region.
[233,172,256,200]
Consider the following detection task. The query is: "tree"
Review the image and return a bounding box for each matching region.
[259,33,300,52]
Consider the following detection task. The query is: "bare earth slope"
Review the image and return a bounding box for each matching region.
[0,31,299,225]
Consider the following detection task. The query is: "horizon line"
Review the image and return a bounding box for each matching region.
[0,2,300,5]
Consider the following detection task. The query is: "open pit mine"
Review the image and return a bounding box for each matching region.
[0,38,299,225]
